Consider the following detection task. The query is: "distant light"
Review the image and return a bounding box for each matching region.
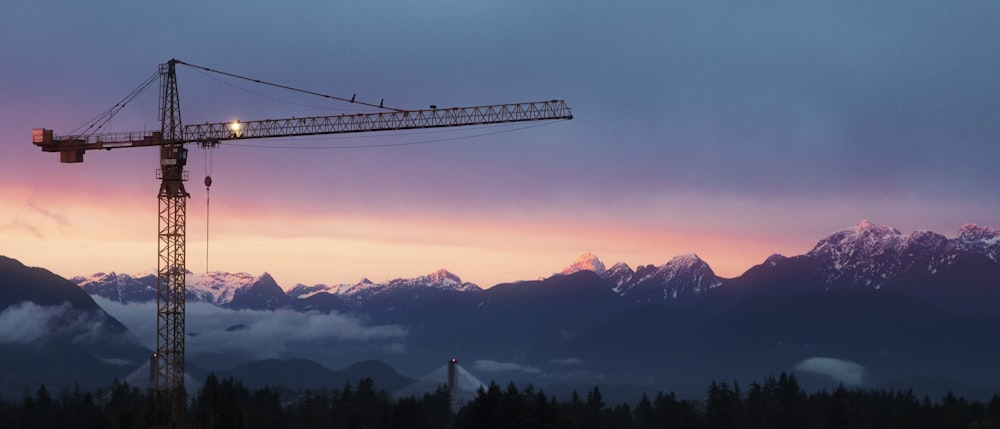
[450,358,457,363]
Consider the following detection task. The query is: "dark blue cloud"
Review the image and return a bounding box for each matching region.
[2,1,998,269]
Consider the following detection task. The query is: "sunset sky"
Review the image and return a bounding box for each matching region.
[2,2,998,288]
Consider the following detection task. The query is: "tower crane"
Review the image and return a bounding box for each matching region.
[32,59,573,424]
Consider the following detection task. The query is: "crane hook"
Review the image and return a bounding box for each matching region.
[204,174,212,274]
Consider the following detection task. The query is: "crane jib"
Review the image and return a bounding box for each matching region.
[186,100,572,142]
[33,100,572,160]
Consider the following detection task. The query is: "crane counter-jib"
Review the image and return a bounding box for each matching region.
[32,100,573,161]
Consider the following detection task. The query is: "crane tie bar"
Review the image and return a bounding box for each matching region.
[171,59,407,113]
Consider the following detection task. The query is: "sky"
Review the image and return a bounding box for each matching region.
[2,2,999,289]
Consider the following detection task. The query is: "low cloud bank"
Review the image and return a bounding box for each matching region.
[93,297,407,362]
[472,359,542,374]
[0,302,112,345]
[0,302,62,343]
[795,356,867,385]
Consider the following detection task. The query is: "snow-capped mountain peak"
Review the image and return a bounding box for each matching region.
[386,269,479,293]
[957,223,1000,262]
[662,253,707,271]
[186,271,259,305]
[803,220,1000,290]
[290,269,479,302]
[561,252,606,276]
[603,262,637,294]
[72,271,157,304]
[958,223,1000,242]
[610,253,722,301]
[287,283,331,300]
[426,268,462,284]
[653,254,720,288]
[74,270,272,306]
[807,220,904,280]
[844,219,902,244]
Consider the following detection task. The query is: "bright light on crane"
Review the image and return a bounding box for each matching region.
[229,120,242,138]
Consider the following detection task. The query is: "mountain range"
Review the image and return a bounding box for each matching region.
[4,220,1000,402]
[75,220,1000,315]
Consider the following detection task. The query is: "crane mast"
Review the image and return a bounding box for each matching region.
[154,60,189,423]
[31,59,572,425]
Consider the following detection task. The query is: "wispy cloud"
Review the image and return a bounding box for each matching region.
[27,200,70,227]
[549,357,584,366]
[0,218,43,238]
[0,201,72,240]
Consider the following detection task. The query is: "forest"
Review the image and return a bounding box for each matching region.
[2,372,999,428]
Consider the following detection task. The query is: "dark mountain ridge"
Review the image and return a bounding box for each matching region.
[0,256,151,399]
[721,221,1000,315]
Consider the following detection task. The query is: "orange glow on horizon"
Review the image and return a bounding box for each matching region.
[2,179,814,289]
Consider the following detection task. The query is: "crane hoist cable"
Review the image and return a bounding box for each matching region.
[204,147,213,274]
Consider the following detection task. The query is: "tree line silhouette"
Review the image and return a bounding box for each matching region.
[2,372,999,428]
